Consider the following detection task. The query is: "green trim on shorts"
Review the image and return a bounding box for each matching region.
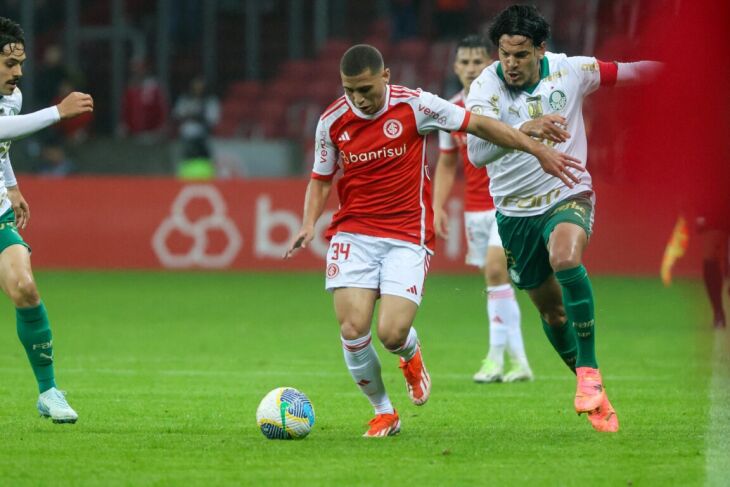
[0,208,30,254]
[496,194,593,290]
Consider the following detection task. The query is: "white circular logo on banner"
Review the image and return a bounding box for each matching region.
[383,119,403,139]
[152,185,242,268]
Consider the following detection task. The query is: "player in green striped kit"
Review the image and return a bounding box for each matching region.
[0,17,93,423]
[466,5,660,432]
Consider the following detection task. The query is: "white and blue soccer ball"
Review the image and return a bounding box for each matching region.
[256,387,315,439]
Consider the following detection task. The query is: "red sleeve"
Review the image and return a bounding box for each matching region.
[311,172,334,182]
[458,110,471,131]
[598,60,618,87]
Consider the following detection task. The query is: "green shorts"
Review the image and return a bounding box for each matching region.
[0,208,30,254]
[496,194,594,290]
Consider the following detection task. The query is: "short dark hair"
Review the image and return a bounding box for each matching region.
[488,5,550,48]
[0,17,25,53]
[456,35,490,53]
[340,44,384,77]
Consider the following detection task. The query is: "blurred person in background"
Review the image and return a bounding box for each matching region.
[467,4,661,433]
[33,132,74,177]
[285,44,580,437]
[35,44,74,107]
[697,215,729,330]
[434,0,469,39]
[391,0,419,41]
[433,34,532,384]
[53,78,93,143]
[172,76,220,180]
[0,16,93,423]
[119,58,168,139]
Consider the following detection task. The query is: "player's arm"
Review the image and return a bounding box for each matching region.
[433,147,458,240]
[570,57,662,94]
[1,153,29,228]
[6,185,29,229]
[613,61,662,87]
[0,92,93,141]
[285,116,338,258]
[285,178,332,258]
[465,113,584,188]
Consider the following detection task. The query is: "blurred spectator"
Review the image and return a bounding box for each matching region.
[53,78,94,143]
[33,134,74,177]
[391,0,420,41]
[172,76,220,179]
[171,0,202,49]
[36,45,74,107]
[434,0,468,39]
[119,59,168,138]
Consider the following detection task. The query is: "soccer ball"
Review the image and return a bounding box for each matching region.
[256,387,315,439]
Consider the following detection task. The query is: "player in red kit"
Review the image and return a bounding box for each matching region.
[434,35,532,384]
[285,44,581,437]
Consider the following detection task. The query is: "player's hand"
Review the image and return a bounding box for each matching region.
[434,207,449,239]
[534,146,584,188]
[56,92,94,119]
[521,115,571,143]
[6,187,29,229]
[284,227,314,259]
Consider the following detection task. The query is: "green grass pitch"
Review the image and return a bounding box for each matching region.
[0,271,726,486]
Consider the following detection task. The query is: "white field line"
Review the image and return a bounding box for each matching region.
[0,366,679,382]
[705,330,730,487]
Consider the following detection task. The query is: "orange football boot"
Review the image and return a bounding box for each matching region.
[574,367,606,414]
[363,410,401,437]
[587,392,619,432]
[398,344,431,406]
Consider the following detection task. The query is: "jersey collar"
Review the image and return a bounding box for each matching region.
[497,56,549,95]
[345,84,391,120]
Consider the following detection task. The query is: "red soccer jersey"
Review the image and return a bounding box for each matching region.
[312,85,471,251]
[437,91,494,212]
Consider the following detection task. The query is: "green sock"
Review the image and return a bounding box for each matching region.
[555,265,598,369]
[17,302,56,393]
[541,318,577,374]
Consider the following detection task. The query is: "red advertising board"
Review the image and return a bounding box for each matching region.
[17,176,701,276]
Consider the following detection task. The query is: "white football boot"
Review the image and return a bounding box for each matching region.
[37,387,78,423]
[473,358,503,383]
[502,362,534,383]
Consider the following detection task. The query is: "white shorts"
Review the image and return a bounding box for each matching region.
[464,209,503,268]
[325,232,431,305]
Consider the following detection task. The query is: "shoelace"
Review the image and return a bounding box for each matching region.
[368,413,395,428]
[45,390,70,408]
[398,358,419,384]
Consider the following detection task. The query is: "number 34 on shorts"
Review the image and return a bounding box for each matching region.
[324,232,430,305]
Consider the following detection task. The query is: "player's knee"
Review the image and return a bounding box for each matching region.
[377,327,408,351]
[339,320,369,341]
[9,277,40,307]
[485,262,509,286]
[541,308,567,327]
[549,251,581,272]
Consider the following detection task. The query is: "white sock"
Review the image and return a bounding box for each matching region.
[387,327,418,361]
[486,285,512,367]
[488,284,528,367]
[342,333,393,414]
